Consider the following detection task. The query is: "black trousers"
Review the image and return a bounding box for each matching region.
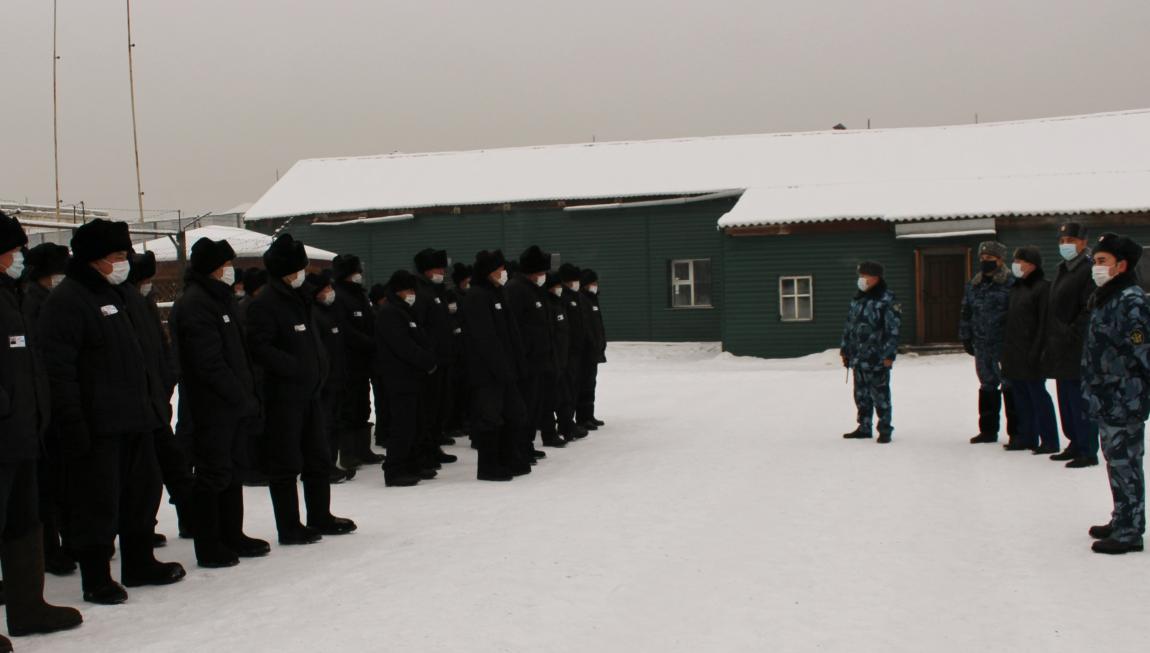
[576,357,600,423]
[470,382,528,468]
[63,431,162,558]
[322,388,343,466]
[383,390,420,476]
[338,373,372,430]
[561,353,583,436]
[261,399,331,484]
[417,367,448,458]
[192,420,246,494]
[518,371,545,452]
[445,365,470,434]
[154,424,195,508]
[0,459,39,541]
[371,375,391,446]
[539,370,561,437]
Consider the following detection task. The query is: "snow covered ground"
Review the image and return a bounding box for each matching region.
[23,343,1150,652]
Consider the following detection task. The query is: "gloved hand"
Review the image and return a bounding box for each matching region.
[963,340,975,356]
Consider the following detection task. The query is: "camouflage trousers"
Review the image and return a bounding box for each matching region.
[1100,422,1146,543]
[973,344,1003,391]
[853,367,893,436]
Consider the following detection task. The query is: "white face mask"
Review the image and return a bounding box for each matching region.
[551,287,563,298]
[403,293,416,306]
[495,270,508,286]
[1092,264,1115,287]
[534,274,546,287]
[235,289,246,299]
[3,251,24,280]
[856,277,869,292]
[431,273,445,285]
[220,266,236,286]
[447,302,458,314]
[459,281,470,291]
[349,273,364,284]
[50,273,65,288]
[104,259,131,285]
[1059,244,1080,261]
[569,281,580,292]
[139,282,154,297]
[1011,263,1025,278]
[288,271,305,289]
[587,284,599,295]
[320,290,335,306]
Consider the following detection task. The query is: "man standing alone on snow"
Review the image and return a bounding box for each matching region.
[1082,233,1149,555]
[840,261,900,444]
[961,241,1017,445]
[1042,222,1099,468]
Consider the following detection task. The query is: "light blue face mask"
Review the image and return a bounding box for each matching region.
[1059,243,1080,261]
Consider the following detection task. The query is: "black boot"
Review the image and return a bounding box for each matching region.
[541,435,567,448]
[175,501,195,540]
[971,390,1001,443]
[1,527,83,636]
[1066,455,1099,468]
[302,479,357,536]
[1049,448,1077,461]
[41,518,75,577]
[1092,538,1144,554]
[268,481,321,545]
[76,552,127,605]
[191,487,239,569]
[219,483,270,558]
[435,448,458,464]
[842,427,872,439]
[120,534,186,588]
[355,426,385,465]
[338,427,364,470]
[1089,523,1114,539]
[476,431,513,482]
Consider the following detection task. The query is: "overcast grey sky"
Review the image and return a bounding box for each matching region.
[3,0,1149,217]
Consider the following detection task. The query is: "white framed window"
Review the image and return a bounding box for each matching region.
[779,276,813,321]
[670,259,712,308]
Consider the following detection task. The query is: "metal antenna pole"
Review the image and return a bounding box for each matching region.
[126,0,146,223]
[52,0,61,221]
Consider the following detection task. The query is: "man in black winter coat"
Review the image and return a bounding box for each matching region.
[124,251,195,549]
[236,267,267,327]
[558,263,591,441]
[169,238,270,568]
[505,246,554,462]
[21,242,74,576]
[463,251,530,481]
[1002,246,1059,454]
[0,212,83,647]
[446,263,472,443]
[539,273,570,448]
[374,271,438,487]
[578,268,607,430]
[329,254,382,470]
[1042,222,1100,468]
[39,219,185,605]
[306,271,355,484]
[246,234,356,545]
[412,248,459,467]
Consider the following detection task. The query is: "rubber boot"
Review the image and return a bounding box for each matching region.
[302,479,357,536]
[971,390,1001,443]
[477,431,513,482]
[120,534,186,588]
[220,482,270,557]
[191,488,239,569]
[355,425,385,464]
[1,526,83,637]
[269,481,320,545]
[76,551,126,605]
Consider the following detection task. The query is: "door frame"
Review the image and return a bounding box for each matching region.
[914,246,972,345]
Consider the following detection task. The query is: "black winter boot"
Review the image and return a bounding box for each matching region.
[1089,523,1114,539]
[1066,455,1099,468]
[355,426,385,465]
[843,427,872,439]
[219,483,270,558]
[76,552,127,605]
[120,534,186,588]
[476,432,513,482]
[1,527,83,636]
[192,487,239,569]
[971,390,1001,443]
[269,481,321,545]
[302,479,357,536]
[1092,538,1144,554]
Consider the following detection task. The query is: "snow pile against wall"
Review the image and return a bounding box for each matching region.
[245,110,1150,225]
[137,225,336,262]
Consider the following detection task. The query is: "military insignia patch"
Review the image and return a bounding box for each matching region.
[1132,329,1146,345]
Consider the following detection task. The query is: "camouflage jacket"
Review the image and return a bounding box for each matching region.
[840,280,901,371]
[959,267,1013,348]
[1081,273,1150,426]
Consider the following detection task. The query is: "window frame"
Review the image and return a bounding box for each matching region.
[669,258,713,309]
[778,275,814,322]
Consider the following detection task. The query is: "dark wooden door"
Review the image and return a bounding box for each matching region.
[922,254,966,343]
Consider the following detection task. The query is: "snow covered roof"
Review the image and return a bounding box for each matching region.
[213,202,254,217]
[138,225,336,262]
[244,109,1150,226]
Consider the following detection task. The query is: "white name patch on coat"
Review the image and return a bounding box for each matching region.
[570,301,577,307]
[293,324,307,332]
[434,298,442,305]
[535,301,543,308]
[453,327,462,334]
[100,304,119,317]
[592,306,600,312]
[353,311,363,317]
[557,315,565,322]
[8,335,27,348]
[409,322,417,328]
[494,303,502,310]
[332,327,340,334]
[222,315,231,324]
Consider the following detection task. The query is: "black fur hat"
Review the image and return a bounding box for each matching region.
[1013,246,1043,269]
[305,270,334,296]
[452,261,472,287]
[857,261,884,277]
[71,218,132,263]
[518,245,551,275]
[558,263,582,283]
[263,234,309,277]
[25,242,69,280]
[473,250,507,281]
[128,250,157,284]
[1094,232,1143,267]
[545,272,562,289]
[332,254,363,281]
[414,248,448,273]
[190,237,236,275]
[580,268,599,285]
[368,283,388,305]
[243,267,268,294]
[0,210,28,254]
[387,269,419,293]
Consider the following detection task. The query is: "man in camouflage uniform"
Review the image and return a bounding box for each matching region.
[840,261,901,444]
[960,241,1018,444]
[1082,233,1149,555]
